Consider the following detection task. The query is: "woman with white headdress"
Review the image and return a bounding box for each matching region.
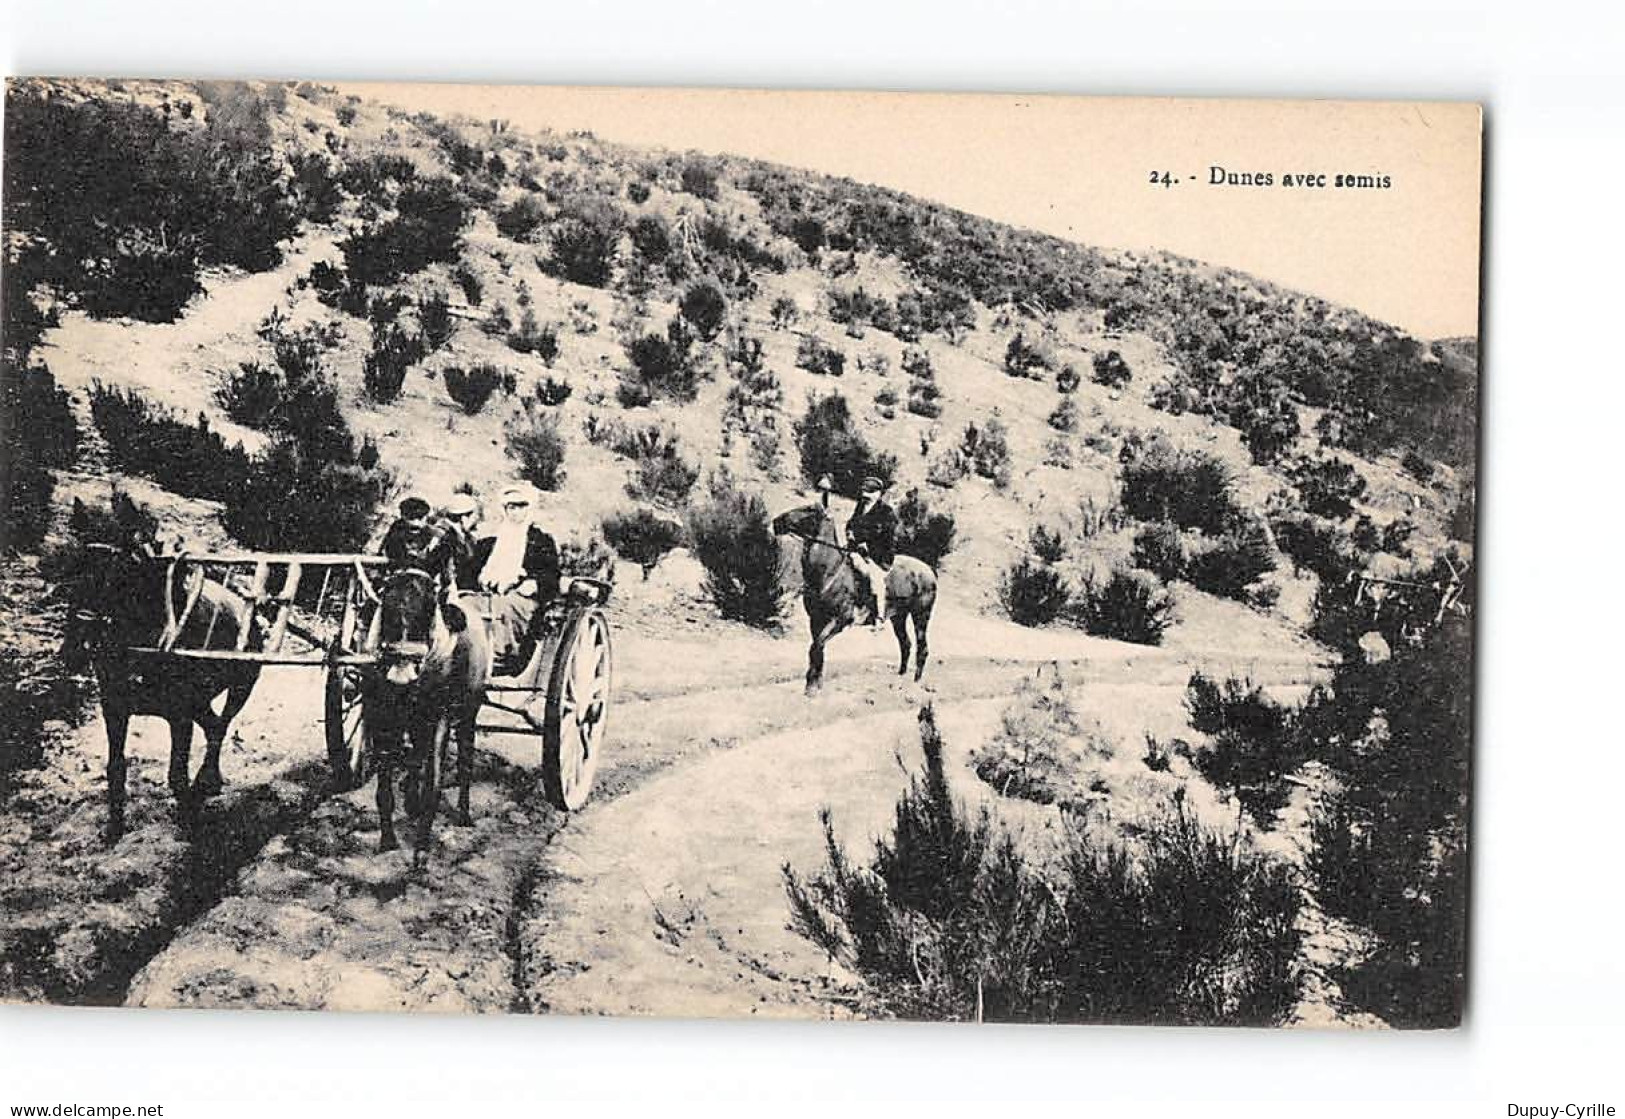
[471,483,561,674]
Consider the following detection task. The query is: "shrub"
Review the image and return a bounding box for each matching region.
[215,360,284,427]
[623,317,702,403]
[503,406,568,491]
[1042,436,1074,469]
[1028,524,1067,564]
[363,324,426,403]
[419,289,455,350]
[1288,454,1367,520]
[1401,449,1434,483]
[1131,521,1186,582]
[2,362,80,551]
[1056,364,1081,393]
[443,363,506,414]
[792,392,897,497]
[678,158,720,200]
[1048,396,1080,432]
[796,335,846,377]
[495,194,548,241]
[1003,332,1051,379]
[629,213,672,262]
[452,263,483,307]
[770,296,798,330]
[1185,672,1303,828]
[602,507,684,579]
[686,473,788,626]
[224,436,391,554]
[1229,371,1300,465]
[1119,435,1240,535]
[784,705,1303,1024]
[678,277,729,341]
[1000,555,1069,627]
[893,487,957,568]
[1069,569,1173,645]
[626,180,651,204]
[903,347,944,418]
[508,309,560,364]
[626,437,700,508]
[543,203,622,288]
[960,418,1012,487]
[1271,510,1359,582]
[1091,349,1132,389]
[533,377,572,407]
[88,384,252,503]
[340,178,468,286]
[1185,522,1277,601]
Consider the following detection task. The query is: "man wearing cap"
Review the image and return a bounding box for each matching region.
[437,493,482,590]
[382,496,443,572]
[846,475,897,629]
[472,484,561,674]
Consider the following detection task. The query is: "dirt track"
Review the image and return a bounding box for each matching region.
[1,596,1330,1018]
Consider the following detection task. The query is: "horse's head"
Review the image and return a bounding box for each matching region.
[58,496,164,670]
[771,503,835,544]
[375,568,442,687]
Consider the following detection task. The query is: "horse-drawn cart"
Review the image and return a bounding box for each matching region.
[127,552,614,813]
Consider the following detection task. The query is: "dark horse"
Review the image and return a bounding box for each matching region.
[365,568,489,860]
[771,503,938,693]
[58,495,261,844]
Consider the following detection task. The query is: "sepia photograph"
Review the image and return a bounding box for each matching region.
[0,78,1480,1032]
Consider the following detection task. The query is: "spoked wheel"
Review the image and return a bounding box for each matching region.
[324,662,370,791]
[541,609,613,811]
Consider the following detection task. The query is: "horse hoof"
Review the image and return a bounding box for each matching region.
[455,812,473,828]
[379,835,399,853]
[193,773,225,799]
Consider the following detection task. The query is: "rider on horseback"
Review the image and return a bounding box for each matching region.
[846,475,897,629]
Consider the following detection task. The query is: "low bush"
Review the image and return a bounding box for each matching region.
[1069,568,1173,645]
[363,324,427,403]
[960,418,1012,487]
[678,277,729,341]
[770,296,798,330]
[1003,332,1051,379]
[792,392,897,496]
[796,335,847,377]
[508,309,560,364]
[224,436,391,554]
[626,436,700,508]
[1056,364,1081,393]
[783,704,1303,1024]
[686,472,788,626]
[905,348,944,418]
[534,377,572,406]
[443,363,506,414]
[1091,349,1132,389]
[1184,672,1302,826]
[89,384,252,503]
[602,507,684,579]
[622,317,703,403]
[542,202,623,288]
[679,158,721,200]
[1288,454,1367,520]
[1184,522,1277,602]
[419,289,455,350]
[893,487,957,568]
[1131,521,1187,582]
[215,360,283,428]
[495,194,548,241]
[1000,555,1069,627]
[2,362,80,551]
[503,405,568,491]
[340,178,468,286]
[1119,435,1240,535]
[1048,396,1080,432]
[452,263,483,307]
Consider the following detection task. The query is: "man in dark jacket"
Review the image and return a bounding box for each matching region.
[846,475,897,628]
[474,484,562,674]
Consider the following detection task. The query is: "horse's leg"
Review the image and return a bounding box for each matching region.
[196,668,256,798]
[913,606,932,681]
[455,702,475,827]
[104,705,130,845]
[891,611,912,676]
[805,614,842,695]
[411,715,439,869]
[376,729,399,852]
[167,716,198,823]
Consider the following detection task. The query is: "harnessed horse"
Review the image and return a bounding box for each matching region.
[771,503,938,693]
[365,566,490,860]
[58,496,261,844]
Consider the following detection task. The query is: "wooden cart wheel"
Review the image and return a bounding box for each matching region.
[541,609,613,811]
[324,662,370,791]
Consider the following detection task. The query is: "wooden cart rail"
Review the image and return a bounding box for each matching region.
[154,552,386,661]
